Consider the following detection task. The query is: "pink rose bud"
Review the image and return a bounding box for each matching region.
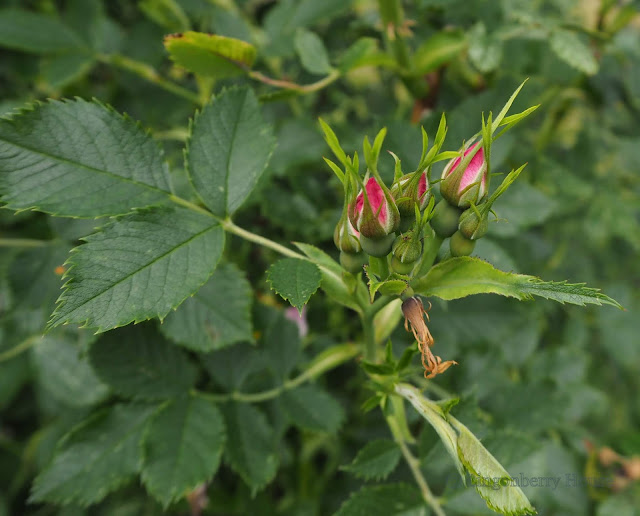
[349,177,400,239]
[440,142,488,209]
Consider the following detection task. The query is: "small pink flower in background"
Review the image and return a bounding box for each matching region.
[285,305,308,337]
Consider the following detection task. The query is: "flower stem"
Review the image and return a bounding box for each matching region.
[385,395,447,516]
[414,230,444,278]
[0,335,42,363]
[0,238,50,248]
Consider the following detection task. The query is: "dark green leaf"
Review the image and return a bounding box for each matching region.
[0,99,172,217]
[222,402,279,492]
[33,334,108,407]
[88,324,197,400]
[341,439,401,480]
[30,403,157,506]
[49,206,224,331]
[0,8,85,54]
[335,483,426,516]
[186,87,275,217]
[141,394,226,507]
[549,29,598,75]
[161,263,253,352]
[281,385,344,433]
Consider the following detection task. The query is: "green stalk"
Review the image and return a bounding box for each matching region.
[369,255,390,280]
[414,231,444,278]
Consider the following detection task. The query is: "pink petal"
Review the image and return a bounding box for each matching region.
[365,177,387,224]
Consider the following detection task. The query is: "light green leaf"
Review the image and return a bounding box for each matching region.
[450,417,536,516]
[0,8,85,54]
[335,483,426,516]
[267,258,322,314]
[412,257,622,308]
[30,403,157,506]
[164,31,256,78]
[468,23,503,73]
[88,324,197,400]
[222,402,279,492]
[0,99,172,217]
[49,206,224,331]
[161,263,253,352]
[338,37,386,72]
[186,87,275,217]
[341,439,401,480]
[395,383,465,481]
[281,384,344,433]
[412,30,467,76]
[294,29,332,75]
[32,334,108,408]
[141,394,226,507]
[549,29,598,75]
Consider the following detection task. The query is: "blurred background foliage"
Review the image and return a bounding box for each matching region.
[0,0,639,515]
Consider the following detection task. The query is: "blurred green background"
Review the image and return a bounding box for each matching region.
[0,0,639,514]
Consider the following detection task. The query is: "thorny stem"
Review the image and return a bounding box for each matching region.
[195,344,358,402]
[96,54,202,105]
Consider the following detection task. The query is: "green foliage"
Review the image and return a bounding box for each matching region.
[335,483,426,516]
[49,207,224,331]
[0,100,171,217]
[141,394,226,507]
[30,403,157,506]
[267,257,322,314]
[222,402,279,492]
[88,324,197,400]
[187,87,274,217]
[413,257,622,308]
[0,1,637,515]
[341,439,402,480]
[160,263,253,351]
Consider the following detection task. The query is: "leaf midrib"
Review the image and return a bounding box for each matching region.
[53,222,219,325]
[0,137,172,198]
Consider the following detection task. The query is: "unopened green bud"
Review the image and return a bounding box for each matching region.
[340,251,368,273]
[360,233,396,257]
[458,207,489,240]
[391,230,422,274]
[450,230,476,257]
[430,199,462,238]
